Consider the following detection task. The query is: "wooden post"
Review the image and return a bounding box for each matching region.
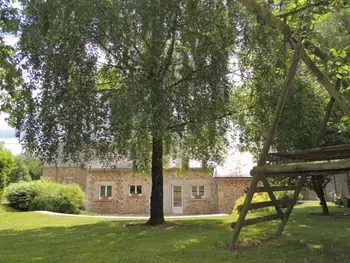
[230,44,302,251]
[237,0,350,115]
[300,51,350,115]
[230,174,259,251]
[276,175,306,236]
[314,79,342,146]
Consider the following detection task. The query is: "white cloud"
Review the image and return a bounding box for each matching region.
[0,113,22,155]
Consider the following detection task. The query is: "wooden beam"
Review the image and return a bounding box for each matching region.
[231,214,281,229]
[230,44,301,251]
[257,45,301,213]
[230,174,260,251]
[276,176,307,236]
[260,170,350,178]
[252,159,350,175]
[255,186,296,192]
[249,199,293,210]
[269,153,350,162]
[269,143,350,158]
[300,50,350,115]
[314,79,342,146]
[256,31,302,167]
[237,0,350,115]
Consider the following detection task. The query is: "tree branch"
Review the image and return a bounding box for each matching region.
[276,2,329,18]
[238,0,350,114]
[167,105,256,131]
[159,6,179,77]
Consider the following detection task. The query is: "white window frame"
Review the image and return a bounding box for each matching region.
[129,185,143,196]
[191,185,205,199]
[99,185,113,200]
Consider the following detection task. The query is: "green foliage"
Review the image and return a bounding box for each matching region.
[24,156,43,180]
[0,143,15,198]
[8,155,31,184]
[233,193,272,214]
[12,0,239,166]
[0,1,22,112]
[233,191,303,214]
[5,180,85,214]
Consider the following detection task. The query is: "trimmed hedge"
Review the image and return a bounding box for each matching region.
[5,180,85,214]
[233,191,304,214]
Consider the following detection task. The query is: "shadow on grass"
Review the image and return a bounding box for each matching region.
[0,203,18,213]
[0,203,349,263]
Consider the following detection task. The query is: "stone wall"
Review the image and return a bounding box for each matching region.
[217,179,251,214]
[86,170,151,214]
[163,171,217,214]
[43,166,251,214]
[87,169,217,214]
[42,166,88,190]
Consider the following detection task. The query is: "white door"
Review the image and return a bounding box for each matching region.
[172,185,183,214]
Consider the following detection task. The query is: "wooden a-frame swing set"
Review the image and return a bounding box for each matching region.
[231,0,350,251]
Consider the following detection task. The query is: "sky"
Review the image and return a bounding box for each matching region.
[0,113,22,155]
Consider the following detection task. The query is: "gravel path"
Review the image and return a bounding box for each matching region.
[35,211,228,219]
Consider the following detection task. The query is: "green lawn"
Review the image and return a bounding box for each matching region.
[0,202,349,263]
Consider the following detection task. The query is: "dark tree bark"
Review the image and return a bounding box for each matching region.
[312,177,329,216]
[146,136,165,225]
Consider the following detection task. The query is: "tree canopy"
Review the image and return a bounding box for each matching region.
[0,0,21,112]
[11,0,243,224]
[3,0,349,220]
[0,143,15,198]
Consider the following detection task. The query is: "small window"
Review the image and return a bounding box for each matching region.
[191,185,205,199]
[129,185,142,196]
[99,185,112,200]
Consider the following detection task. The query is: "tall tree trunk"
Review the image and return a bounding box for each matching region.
[146,136,165,225]
[312,177,329,216]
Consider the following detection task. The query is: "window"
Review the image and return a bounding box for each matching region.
[129,185,142,196]
[191,185,205,199]
[99,185,112,200]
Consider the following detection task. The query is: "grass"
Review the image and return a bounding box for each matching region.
[0,202,349,263]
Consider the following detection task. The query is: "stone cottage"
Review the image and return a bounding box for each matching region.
[43,160,251,214]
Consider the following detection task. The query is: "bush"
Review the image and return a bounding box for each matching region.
[233,191,304,214]
[5,180,85,214]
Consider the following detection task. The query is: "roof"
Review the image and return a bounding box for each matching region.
[44,151,254,178]
[213,167,252,179]
[44,159,209,170]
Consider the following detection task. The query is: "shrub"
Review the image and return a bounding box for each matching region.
[233,191,304,214]
[5,180,85,214]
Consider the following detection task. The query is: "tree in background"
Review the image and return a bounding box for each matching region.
[24,155,43,181]
[8,155,31,183]
[10,0,240,225]
[233,1,350,215]
[0,0,21,112]
[0,143,15,198]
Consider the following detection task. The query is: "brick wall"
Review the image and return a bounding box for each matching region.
[217,179,251,214]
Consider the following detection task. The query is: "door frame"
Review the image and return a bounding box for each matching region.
[172,185,183,214]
